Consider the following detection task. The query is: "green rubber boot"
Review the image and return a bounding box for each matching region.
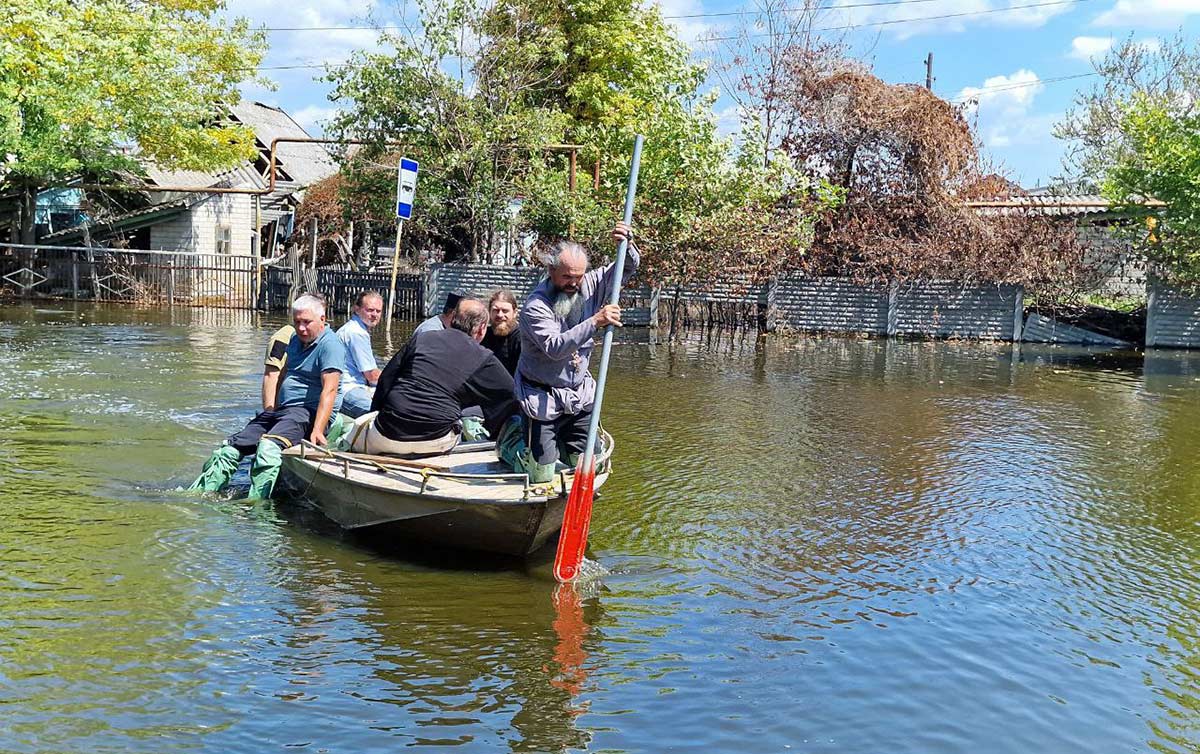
[248,439,283,500]
[495,416,556,483]
[189,445,241,492]
[519,450,558,484]
[461,415,489,441]
[327,414,350,450]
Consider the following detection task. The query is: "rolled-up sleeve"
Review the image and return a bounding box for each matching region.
[520,298,596,361]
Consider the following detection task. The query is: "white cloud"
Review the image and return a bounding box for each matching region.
[655,0,716,45]
[1137,37,1164,54]
[957,69,1050,152]
[292,105,338,133]
[713,104,742,138]
[958,68,1043,109]
[1094,0,1200,27]
[1068,36,1113,60]
[224,0,386,68]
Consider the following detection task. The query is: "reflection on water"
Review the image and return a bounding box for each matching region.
[3,303,1200,752]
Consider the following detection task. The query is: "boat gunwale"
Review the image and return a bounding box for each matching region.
[285,430,614,507]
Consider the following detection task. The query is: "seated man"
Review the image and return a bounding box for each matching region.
[413,291,463,335]
[481,288,521,375]
[191,294,346,498]
[262,322,295,409]
[347,298,517,457]
[337,290,383,418]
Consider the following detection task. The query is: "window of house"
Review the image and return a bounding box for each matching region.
[215,225,232,255]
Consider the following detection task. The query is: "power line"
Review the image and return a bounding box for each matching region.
[949,71,1097,102]
[248,0,1092,31]
[245,0,1097,71]
[697,0,1093,43]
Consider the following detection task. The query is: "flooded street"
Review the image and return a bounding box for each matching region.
[3,303,1200,753]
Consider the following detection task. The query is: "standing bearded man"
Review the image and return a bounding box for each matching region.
[500,223,636,483]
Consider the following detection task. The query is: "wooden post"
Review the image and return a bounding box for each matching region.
[309,218,318,269]
[592,158,601,191]
[569,149,577,192]
[168,260,176,305]
[385,220,406,329]
[71,251,79,300]
[346,221,355,269]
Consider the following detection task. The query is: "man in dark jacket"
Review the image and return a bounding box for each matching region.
[481,288,521,375]
[348,298,517,457]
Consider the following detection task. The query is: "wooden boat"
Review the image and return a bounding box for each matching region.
[277,433,614,556]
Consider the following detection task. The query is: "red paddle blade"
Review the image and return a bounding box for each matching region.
[554,458,596,582]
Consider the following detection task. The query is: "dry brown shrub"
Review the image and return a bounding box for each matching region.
[782,64,1085,293]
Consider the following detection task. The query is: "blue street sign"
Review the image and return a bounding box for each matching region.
[396,157,419,219]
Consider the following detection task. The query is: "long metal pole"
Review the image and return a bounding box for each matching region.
[254,194,263,308]
[385,219,406,329]
[579,134,644,474]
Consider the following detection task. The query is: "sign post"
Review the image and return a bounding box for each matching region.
[386,157,419,327]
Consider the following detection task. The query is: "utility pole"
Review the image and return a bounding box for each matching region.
[924,52,934,90]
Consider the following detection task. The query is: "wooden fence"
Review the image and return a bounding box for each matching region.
[263,266,424,320]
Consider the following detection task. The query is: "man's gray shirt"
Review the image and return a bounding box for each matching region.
[413,314,445,335]
[515,244,640,421]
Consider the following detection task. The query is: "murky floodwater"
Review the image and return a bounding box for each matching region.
[3,303,1200,753]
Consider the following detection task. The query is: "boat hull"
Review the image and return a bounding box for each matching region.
[277,441,610,556]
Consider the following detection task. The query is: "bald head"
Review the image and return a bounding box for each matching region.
[450,297,489,341]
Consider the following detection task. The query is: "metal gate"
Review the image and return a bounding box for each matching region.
[1,243,257,308]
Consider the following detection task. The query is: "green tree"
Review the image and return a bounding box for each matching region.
[1055,34,1200,283]
[322,0,834,277]
[1103,96,1200,283]
[0,0,267,242]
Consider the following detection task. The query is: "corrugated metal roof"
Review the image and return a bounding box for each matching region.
[144,162,267,192]
[41,199,188,242]
[230,101,338,187]
[967,192,1164,217]
[140,102,336,192]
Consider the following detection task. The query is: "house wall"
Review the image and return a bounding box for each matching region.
[1077,222,1146,299]
[150,192,254,256]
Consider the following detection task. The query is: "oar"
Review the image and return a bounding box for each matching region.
[553,134,644,583]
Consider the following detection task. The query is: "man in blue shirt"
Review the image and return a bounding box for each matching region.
[337,290,383,418]
[191,293,347,498]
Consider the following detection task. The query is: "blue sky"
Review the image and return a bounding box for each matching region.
[227,0,1200,189]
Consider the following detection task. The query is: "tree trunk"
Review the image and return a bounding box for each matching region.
[357,221,373,270]
[18,182,37,245]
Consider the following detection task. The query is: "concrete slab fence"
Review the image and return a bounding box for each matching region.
[426,263,1026,341]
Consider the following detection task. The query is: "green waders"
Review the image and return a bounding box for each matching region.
[189,445,241,492]
[461,415,489,441]
[496,416,557,484]
[248,439,283,499]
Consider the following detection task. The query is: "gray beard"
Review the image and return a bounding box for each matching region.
[553,291,585,324]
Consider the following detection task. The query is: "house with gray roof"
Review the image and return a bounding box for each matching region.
[40,101,337,257]
[972,188,1160,299]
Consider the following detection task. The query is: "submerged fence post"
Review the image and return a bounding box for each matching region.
[168,260,176,305]
[1011,285,1024,342]
[886,281,899,337]
[71,251,79,300]
[764,277,779,333]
